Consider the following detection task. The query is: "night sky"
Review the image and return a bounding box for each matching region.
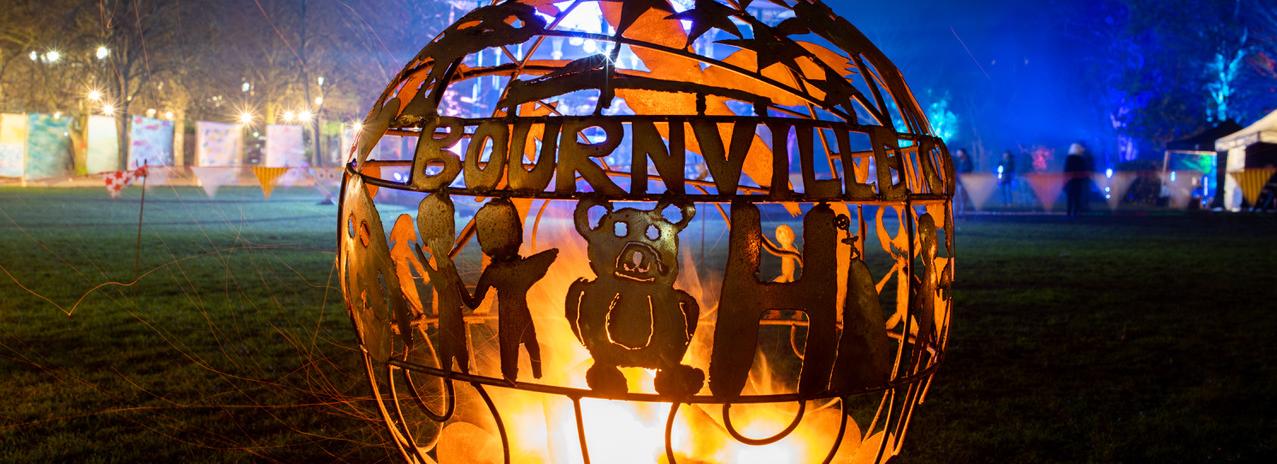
[832,0,1276,167]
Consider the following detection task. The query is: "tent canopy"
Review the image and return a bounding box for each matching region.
[1217,110,1277,151]
[1167,120,1242,153]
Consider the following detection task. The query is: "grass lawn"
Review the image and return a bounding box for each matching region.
[2,186,1276,463]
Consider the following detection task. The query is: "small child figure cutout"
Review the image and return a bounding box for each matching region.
[465,198,558,382]
[389,214,430,318]
[768,224,801,283]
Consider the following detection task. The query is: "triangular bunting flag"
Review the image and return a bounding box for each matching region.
[253,166,290,200]
[958,173,998,211]
[1025,173,1069,212]
[1231,168,1276,207]
[1092,172,1137,210]
[312,167,343,188]
[140,165,174,188]
[190,166,240,198]
[103,170,136,198]
[306,166,340,204]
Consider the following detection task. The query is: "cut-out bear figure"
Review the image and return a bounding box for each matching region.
[465,198,558,382]
[565,198,703,396]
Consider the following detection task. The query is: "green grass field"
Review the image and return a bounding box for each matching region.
[2,186,1276,463]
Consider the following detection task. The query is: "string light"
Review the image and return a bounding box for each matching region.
[28,51,38,61]
[44,50,61,63]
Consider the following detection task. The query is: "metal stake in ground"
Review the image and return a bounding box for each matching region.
[134,161,148,275]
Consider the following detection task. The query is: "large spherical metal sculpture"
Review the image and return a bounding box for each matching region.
[338,0,954,462]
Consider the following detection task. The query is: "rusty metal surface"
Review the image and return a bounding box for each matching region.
[337,0,955,462]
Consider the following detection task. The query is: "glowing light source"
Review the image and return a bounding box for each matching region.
[238,112,254,125]
[44,50,61,63]
[29,51,38,61]
[163,111,175,120]
[86,90,103,102]
[1105,168,1114,179]
[350,121,363,132]
[241,82,251,93]
[95,46,110,60]
[146,108,157,118]
[298,110,314,123]
[101,104,116,115]
[282,110,296,123]
[317,76,325,86]
[313,96,324,106]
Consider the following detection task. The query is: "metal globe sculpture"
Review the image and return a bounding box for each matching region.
[338,0,954,462]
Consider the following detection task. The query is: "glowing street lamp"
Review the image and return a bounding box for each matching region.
[101,104,116,116]
[95,46,110,60]
[238,112,254,125]
[297,110,314,123]
[87,90,103,102]
[282,110,296,123]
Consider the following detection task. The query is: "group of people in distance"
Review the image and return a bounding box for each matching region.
[952,143,1095,217]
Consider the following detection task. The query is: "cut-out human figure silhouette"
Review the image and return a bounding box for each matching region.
[390,214,430,318]
[412,193,470,373]
[463,198,557,382]
[912,213,951,345]
[878,206,912,332]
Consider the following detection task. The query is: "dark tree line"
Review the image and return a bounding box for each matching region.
[0,0,455,166]
[1066,0,1277,161]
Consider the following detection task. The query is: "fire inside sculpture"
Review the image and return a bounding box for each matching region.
[337,0,954,462]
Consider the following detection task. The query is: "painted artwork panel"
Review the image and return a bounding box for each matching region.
[86,115,121,174]
[265,124,308,185]
[0,113,28,178]
[127,116,175,168]
[25,114,72,179]
[196,121,242,167]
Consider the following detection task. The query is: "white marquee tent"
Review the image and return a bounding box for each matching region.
[1216,110,1277,211]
